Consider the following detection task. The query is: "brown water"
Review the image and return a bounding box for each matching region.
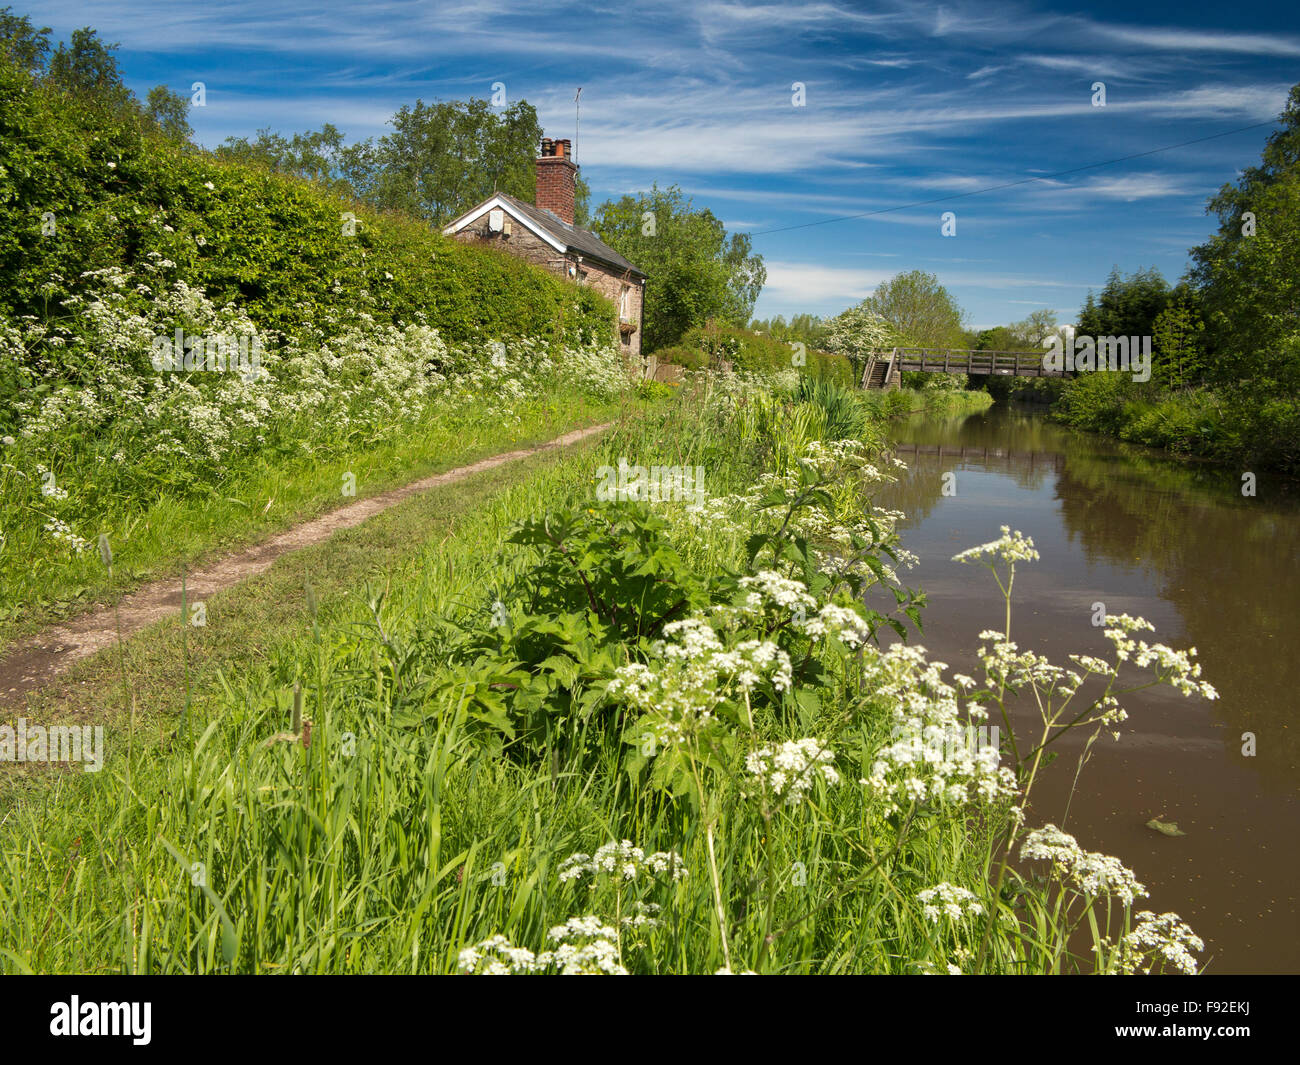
[873,404,1300,975]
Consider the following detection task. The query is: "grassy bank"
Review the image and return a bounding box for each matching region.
[2,46,635,643]
[1,386,624,648]
[1052,374,1300,475]
[0,377,1211,975]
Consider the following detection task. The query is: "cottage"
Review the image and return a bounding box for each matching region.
[442,138,647,360]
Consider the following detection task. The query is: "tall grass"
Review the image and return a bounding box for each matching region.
[0,378,1206,975]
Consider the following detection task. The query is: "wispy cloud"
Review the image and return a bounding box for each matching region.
[26,0,1291,325]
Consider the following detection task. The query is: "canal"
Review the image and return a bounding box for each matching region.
[875,403,1300,974]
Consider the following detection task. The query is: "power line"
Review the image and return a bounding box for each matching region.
[747,119,1278,237]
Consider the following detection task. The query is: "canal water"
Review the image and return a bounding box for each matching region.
[874,403,1300,974]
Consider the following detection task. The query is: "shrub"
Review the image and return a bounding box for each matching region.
[0,55,616,415]
[648,345,707,369]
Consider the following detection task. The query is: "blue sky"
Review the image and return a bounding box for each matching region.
[28,0,1300,329]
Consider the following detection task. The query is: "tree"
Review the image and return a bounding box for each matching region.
[217,124,367,197]
[750,313,828,347]
[1076,266,1170,340]
[219,105,589,225]
[47,27,131,110]
[824,305,894,385]
[145,85,192,142]
[1009,309,1059,345]
[0,6,51,74]
[1189,81,1300,388]
[572,173,592,227]
[591,184,765,352]
[354,98,543,224]
[860,270,966,349]
[973,325,1020,351]
[1151,286,1207,390]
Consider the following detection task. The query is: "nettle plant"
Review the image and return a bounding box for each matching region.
[432,447,922,761]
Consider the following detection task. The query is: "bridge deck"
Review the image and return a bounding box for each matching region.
[862,348,1069,388]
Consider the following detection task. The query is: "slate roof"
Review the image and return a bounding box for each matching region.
[487,192,646,278]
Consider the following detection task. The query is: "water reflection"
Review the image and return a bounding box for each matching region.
[871,405,1300,973]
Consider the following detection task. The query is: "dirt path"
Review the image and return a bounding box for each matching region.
[0,423,610,710]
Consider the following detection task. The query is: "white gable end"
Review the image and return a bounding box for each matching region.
[441,196,568,254]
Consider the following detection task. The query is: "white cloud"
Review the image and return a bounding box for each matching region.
[1094,24,1300,57]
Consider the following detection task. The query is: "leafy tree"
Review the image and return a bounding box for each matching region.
[1077,266,1170,340]
[47,27,131,111]
[354,98,544,224]
[217,124,367,197]
[0,6,50,73]
[823,305,894,384]
[860,270,966,349]
[145,85,192,143]
[220,108,589,224]
[572,173,591,227]
[592,184,765,352]
[1009,309,1059,345]
[1189,82,1300,388]
[749,312,828,347]
[1151,286,1207,390]
[973,326,1020,351]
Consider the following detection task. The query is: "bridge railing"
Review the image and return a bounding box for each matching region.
[875,348,1069,378]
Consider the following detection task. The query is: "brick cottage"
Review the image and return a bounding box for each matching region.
[442,138,647,361]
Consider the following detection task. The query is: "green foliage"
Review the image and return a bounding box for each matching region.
[859,270,967,349]
[673,323,853,384]
[0,6,50,72]
[635,379,676,401]
[1150,285,1207,389]
[1054,371,1300,472]
[823,304,895,384]
[748,312,828,348]
[0,57,614,363]
[144,85,191,143]
[796,377,866,440]
[215,123,363,198]
[973,326,1019,351]
[1077,266,1170,340]
[1008,308,1060,346]
[345,98,545,225]
[591,184,765,351]
[647,344,707,369]
[1189,83,1300,390]
[432,504,713,752]
[47,26,131,110]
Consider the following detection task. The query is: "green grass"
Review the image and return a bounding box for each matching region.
[0,386,956,974]
[0,387,626,650]
[0,381,1202,975]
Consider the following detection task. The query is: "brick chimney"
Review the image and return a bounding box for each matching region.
[536,137,577,225]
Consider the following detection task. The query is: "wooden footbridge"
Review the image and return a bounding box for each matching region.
[862,348,1071,389]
